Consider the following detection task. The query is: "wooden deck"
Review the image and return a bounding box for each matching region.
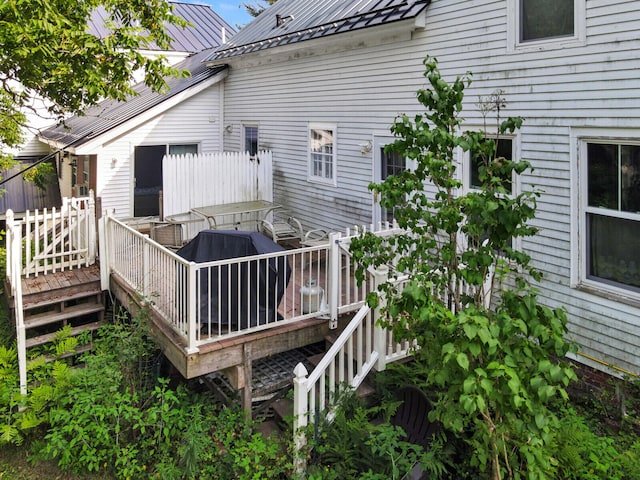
[109,268,348,408]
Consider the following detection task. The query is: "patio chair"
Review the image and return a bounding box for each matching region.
[261,211,329,246]
[261,211,304,244]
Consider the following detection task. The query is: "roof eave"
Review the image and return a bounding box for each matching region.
[206,14,426,66]
[38,68,228,155]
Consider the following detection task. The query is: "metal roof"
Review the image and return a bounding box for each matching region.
[88,1,235,54]
[39,49,227,148]
[0,158,62,217]
[206,0,430,62]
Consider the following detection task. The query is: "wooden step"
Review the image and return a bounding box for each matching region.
[22,285,102,311]
[25,320,105,349]
[24,303,105,330]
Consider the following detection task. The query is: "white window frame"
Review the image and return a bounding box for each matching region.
[458,131,523,252]
[460,130,521,196]
[506,0,586,52]
[242,123,259,157]
[308,123,337,186]
[573,128,640,302]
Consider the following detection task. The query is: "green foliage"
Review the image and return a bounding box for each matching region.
[305,391,438,480]
[0,0,189,159]
[242,0,278,19]
[350,56,577,479]
[554,407,640,480]
[0,325,77,447]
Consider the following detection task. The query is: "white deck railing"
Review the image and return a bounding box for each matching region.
[5,192,96,395]
[102,213,401,353]
[6,191,96,278]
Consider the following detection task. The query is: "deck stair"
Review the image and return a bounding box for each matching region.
[8,264,106,362]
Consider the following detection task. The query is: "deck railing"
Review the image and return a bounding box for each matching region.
[6,191,96,278]
[5,192,96,395]
[102,213,401,353]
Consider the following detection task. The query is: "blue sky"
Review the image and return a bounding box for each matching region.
[181,1,255,29]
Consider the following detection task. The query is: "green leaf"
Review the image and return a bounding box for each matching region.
[456,353,470,371]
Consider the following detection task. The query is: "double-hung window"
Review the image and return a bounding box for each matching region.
[583,141,640,293]
[308,123,337,185]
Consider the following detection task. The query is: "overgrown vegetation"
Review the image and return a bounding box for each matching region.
[0,305,292,479]
[350,56,579,479]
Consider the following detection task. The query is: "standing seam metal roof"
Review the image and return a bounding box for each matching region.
[39,49,227,147]
[207,0,430,62]
[88,1,235,54]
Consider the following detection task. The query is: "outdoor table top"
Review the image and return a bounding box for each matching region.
[191,200,280,229]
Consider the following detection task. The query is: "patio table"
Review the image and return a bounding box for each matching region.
[191,200,280,230]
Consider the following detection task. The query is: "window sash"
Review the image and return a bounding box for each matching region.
[584,141,640,293]
[520,0,574,42]
[309,127,336,183]
[168,144,198,155]
[244,125,259,156]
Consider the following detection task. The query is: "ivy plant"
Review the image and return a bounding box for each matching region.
[350,56,577,480]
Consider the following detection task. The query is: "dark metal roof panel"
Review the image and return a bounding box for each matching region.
[207,0,430,61]
[39,50,227,148]
[0,159,62,217]
[88,1,235,54]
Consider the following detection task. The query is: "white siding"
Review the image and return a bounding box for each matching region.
[95,84,223,217]
[221,0,640,375]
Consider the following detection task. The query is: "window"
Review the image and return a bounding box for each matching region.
[584,142,640,293]
[243,125,259,156]
[508,0,584,50]
[168,144,198,155]
[308,124,337,185]
[520,0,574,42]
[469,137,514,193]
[381,148,406,223]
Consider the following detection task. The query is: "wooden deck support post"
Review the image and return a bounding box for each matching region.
[241,343,253,413]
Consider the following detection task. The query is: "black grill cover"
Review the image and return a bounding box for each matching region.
[176,230,291,329]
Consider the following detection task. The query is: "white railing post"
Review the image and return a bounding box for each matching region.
[372,265,389,372]
[6,210,28,395]
[142,237,151,298]
[328,232,341,329]
[186,262,199,354]
[293,362,309,476]
[98,211,111,291]
[87,190,96,264]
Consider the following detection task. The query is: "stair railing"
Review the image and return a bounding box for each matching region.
[293,265,392,474]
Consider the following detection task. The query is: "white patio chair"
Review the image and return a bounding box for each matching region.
[261,212,329,246]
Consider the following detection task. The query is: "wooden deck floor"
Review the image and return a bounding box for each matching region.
[21,264,100,296]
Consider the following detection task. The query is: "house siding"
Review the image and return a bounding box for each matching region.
[221,0,640,375]
[96,84,223,217]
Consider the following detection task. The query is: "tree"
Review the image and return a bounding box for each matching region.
[242,0,278,18]
[351,57,577,479]
[0,0,188,167]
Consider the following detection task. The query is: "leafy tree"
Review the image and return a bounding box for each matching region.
[351,57,577,479]
[242,0,278,18]
[0,0,188,167]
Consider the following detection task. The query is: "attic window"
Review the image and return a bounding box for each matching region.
[275,14,294,28]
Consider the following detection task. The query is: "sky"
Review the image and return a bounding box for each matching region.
[180,1,255,30]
